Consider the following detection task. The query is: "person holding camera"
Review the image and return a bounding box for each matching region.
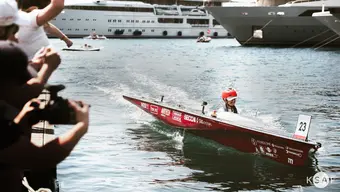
[0,41,90,192]
[0,0,62,109]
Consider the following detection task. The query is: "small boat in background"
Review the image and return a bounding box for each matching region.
[62,44,102,51]
[123,94,322,167]
[197,36,211,43]
[83,32,107,40]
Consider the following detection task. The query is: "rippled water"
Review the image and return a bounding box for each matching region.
[48,38,340,191]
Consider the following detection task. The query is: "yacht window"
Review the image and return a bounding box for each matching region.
[77,19,81,21]
[131,20,134,23]
[187,19,209,25]
[108,29,112,32]
[213,19,220,26]
[86,19,89,21]
[108,19,111,22]
[128,29,132,32]
[151,29,154,32]
[118,20,121,22]
[84,29,88,31]
[136,20,139,23]
[142,29,145,32]
[142,20,145,23]
[92,29,95,31]
[151,21,155,23]
[70,18,73,21]
[113,19,116,22]
[93,19,96,21]
[62,18,66,20]
[147,20,150,23]
[158,18,183,23]
[127,20,130,22]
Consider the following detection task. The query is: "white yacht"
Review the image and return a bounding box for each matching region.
[50,0,231,38]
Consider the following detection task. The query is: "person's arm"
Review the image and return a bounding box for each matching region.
[35,0,65,27]
[0,100,90,169]
[4,49,61,109]
[44,23,73,47]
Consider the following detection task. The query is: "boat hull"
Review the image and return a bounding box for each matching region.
[50,8,230,38]
[123,95,321,167]
[205,6,340,47]
[313,12,340,36]
[62,47,101,51]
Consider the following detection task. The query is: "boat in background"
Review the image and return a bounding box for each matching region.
[62,44,102,51]
[83,32,107,40]
[197,35,211,42]
[123,94,322,167]
[205,0,340,47]
[50,0,232,38]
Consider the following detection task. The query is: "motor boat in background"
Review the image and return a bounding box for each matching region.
[83,32,107,40]
[62,43,102,51]
[123,94,322,167]
[197,36,212,43]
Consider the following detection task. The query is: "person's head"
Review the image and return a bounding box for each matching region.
[0,41,37,90]
[17,0,50,12]
[0,0,29,41]
[221,88,237,106]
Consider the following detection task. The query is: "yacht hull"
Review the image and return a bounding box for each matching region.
[206,6,340,47]
[313,12,340,36]
[51,8,230,38]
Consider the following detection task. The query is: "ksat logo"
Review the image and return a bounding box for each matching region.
[306,172,333,188]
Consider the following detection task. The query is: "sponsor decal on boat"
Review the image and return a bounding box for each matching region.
[183,114,197,123]
[256,140,272,146]
[251,139,284,153]
[161,108,171,117]
[264,152,278,158]
[251,138,257,146]
[286,150,302,157]
[286,146,304,153]
[271,143,285,150]
[172,111,182,122]
[288,158,294,165]
[150,105,158,115]
[198,119,212,127]
[140,102,149,110]
[257,145,278,158]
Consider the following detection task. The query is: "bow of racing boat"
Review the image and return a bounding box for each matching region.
[123,94,322,167]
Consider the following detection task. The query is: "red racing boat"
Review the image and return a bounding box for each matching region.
[123,95,322,167]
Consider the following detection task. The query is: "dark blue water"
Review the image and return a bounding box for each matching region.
[48,38,340,191]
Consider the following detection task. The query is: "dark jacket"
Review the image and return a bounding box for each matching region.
[223,104,238,114]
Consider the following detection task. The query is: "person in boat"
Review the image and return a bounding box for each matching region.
[221,88,238,114]
[91,31,98,39]
[211,88,238,117]
[83,44,92,49]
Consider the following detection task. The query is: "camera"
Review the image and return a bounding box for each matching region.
[31,84,81,124]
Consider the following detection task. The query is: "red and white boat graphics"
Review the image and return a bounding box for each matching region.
[123,95,322,167]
